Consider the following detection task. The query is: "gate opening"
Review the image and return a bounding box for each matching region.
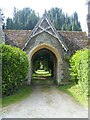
[31,48,57,85]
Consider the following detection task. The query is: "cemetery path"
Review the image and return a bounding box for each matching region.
[2,85,88,118]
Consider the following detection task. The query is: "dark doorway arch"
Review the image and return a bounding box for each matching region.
[31,48,57,84]
[31,48,57,81]
[28,43,62,85]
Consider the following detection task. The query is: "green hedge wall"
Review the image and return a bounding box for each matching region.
[70,49,90,97]
[1,44,29,96]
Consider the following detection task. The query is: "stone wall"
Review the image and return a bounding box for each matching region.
[24,31,69,85]
[25,32,64,55]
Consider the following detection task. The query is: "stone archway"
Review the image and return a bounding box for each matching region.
[27,43,63,85]
[23,13,69,85]
[31,48,57,80]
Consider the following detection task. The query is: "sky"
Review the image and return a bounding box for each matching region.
[0,0,88,32]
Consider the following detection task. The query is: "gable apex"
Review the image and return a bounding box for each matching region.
[23,13,68,51]
[28,13,57,38]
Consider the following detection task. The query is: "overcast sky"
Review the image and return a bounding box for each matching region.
[0,0,88,32]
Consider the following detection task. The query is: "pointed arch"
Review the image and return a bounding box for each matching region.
[27,43,63,85]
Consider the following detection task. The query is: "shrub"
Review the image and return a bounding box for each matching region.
[1,44,29,96]
[69,49,90,97]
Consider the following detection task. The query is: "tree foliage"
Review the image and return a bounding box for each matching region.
[69,49,90,97]
[2,44,29,96]
[47,8,82,31]
[6,7,39,30]
[6,7,82,31]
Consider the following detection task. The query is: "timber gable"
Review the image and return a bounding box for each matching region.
[23,13,68,51]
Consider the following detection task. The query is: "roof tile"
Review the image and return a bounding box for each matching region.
[4,30,89,54]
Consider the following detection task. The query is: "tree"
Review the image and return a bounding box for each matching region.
[71,12,82,31]
[47,8,82,31]
[47,7,65,30]
[6,18,14,29]
[6,7,82,31]
[6,7,39,30]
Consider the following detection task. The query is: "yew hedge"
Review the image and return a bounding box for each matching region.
[70,49,90,97]
[1,44,29,96]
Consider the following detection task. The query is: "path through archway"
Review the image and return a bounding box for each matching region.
[31,48,57,85]
[28,43,62,85]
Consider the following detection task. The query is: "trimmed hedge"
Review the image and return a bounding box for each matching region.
[69,49,90,97]
[1,44,29,96]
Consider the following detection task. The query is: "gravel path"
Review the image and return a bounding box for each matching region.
[2,85,88,118]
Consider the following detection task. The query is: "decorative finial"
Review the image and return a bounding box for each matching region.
[43,9,47,16]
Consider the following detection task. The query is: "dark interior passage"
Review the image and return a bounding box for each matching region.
[31,48,57,85]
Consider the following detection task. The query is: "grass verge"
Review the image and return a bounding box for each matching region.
[58,83,88,107]
[33,70,51,77]
[2,85,32,107]
[0,98,2,108]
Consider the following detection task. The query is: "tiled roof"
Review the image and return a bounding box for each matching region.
[4,30,31,49]
[58,31,89,54]
[4,30,89,54]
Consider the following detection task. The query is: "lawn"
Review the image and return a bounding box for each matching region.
[32,69,55,85]
[33,69,51,77]
[2,85,32,107]
[0,98,2,108]
[58,83,88,107]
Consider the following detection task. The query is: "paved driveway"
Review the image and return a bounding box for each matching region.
[2,85,88,118]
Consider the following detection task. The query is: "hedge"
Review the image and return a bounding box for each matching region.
[1,44,29,96]
[69,49,90,97]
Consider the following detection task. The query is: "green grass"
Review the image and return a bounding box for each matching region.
[32,69,55,86]
[36,70,50,74]
[2,70,52,107]
[2,85,32,107]
[33,70,51,77]
[32,69,54,85]
[2,69,88,108]
[0,98,2,108]
[58,83,88,107]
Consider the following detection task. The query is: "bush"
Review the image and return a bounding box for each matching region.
[69,49,90,97]
[1,44,29,96]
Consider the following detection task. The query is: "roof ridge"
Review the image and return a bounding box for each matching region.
[23,13,68,51]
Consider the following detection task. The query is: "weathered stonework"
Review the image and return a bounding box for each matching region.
[27,43,63,85]
[23,13,69,85]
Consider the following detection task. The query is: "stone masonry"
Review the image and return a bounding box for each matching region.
[23,13,69,85]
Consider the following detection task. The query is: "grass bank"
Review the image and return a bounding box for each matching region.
[32,69,54,85]
[2,85,32,107]
[2,70,51,107]
[33,70,51,77]
[0,98,2,108]
[58,83,88,107]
